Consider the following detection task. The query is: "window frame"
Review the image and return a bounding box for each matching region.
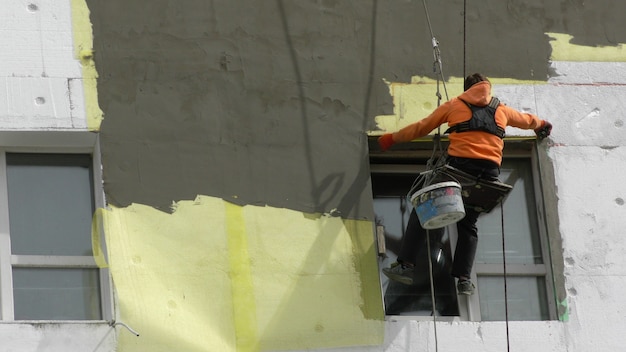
[469,150,556,321]
[0,131,111,321]
[369,137,558,321]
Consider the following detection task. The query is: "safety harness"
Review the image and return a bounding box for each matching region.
[445,97,505,138]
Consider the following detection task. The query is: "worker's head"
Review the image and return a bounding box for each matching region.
[464,73,490,91]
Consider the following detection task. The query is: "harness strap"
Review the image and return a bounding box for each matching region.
[445,97,505,138]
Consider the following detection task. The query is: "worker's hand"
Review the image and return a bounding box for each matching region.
[378,133,395,151]
[535,121,552,140]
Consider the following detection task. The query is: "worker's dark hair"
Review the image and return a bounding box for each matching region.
[464,73,490,91]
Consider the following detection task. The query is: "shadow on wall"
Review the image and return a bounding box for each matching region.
[89,0,626,219]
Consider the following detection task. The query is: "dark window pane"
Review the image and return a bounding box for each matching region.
[374,196,459,316]
[13,267,102,320]
[7,154,94,256]
[476,159,543,265]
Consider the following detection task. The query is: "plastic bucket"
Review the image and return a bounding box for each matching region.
[410,181,465,229]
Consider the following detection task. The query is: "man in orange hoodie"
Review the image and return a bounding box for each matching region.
[378,73,552,295]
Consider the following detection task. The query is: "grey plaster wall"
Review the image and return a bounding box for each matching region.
[88,0,626,219]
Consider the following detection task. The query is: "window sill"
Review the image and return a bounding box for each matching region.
[386,315,463,323]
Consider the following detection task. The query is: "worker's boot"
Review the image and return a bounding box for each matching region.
[457,279,475,295]
[382,262,414,285]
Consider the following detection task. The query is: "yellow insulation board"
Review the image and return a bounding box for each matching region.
[97,195,384,352]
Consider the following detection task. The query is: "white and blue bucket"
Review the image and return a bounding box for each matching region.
[410,181,465,229]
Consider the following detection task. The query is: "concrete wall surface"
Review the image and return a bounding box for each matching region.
[0,1,117,350]
[0,322,116,352]
[1,0,626,351]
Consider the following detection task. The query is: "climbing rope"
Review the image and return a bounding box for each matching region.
[422,0,450,105]
[424,229,439,351]
[420,1,450,350]
[463,0,467,78]
[422,0,450,174]
[418,2,512,351]
[501,202,511,352]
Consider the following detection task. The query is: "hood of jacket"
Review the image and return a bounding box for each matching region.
[458,81,492,106]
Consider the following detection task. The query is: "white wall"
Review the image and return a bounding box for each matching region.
[0,322,116,352]
[0,1,115,350]
[0,0,86,130]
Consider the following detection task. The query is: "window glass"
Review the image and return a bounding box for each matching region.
[374,197,411,243]
[477,276,549,321]
[12,268,101,320]
[370,153,552,320]
[374,196,459,316]
[6,154,94,256]
[475,159,543,265]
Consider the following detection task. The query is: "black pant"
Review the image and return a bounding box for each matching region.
[397,156,500,278]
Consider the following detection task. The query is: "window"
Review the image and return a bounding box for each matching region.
[372,162,461,318]
[0,133,108,320]
[473,158,552,320]
[370,139,557,321]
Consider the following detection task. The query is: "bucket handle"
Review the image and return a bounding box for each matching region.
[406,166,463,201]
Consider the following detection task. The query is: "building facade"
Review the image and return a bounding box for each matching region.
[0,0,625,351]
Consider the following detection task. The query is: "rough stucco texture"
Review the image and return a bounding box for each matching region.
[87,0,626,218]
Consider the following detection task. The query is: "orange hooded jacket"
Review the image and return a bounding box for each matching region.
[390,81,546,166]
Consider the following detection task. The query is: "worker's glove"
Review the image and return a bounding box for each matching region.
[378,133,395,151]
[534,121,552,140]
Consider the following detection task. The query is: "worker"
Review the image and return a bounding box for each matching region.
[378,73,552,295]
